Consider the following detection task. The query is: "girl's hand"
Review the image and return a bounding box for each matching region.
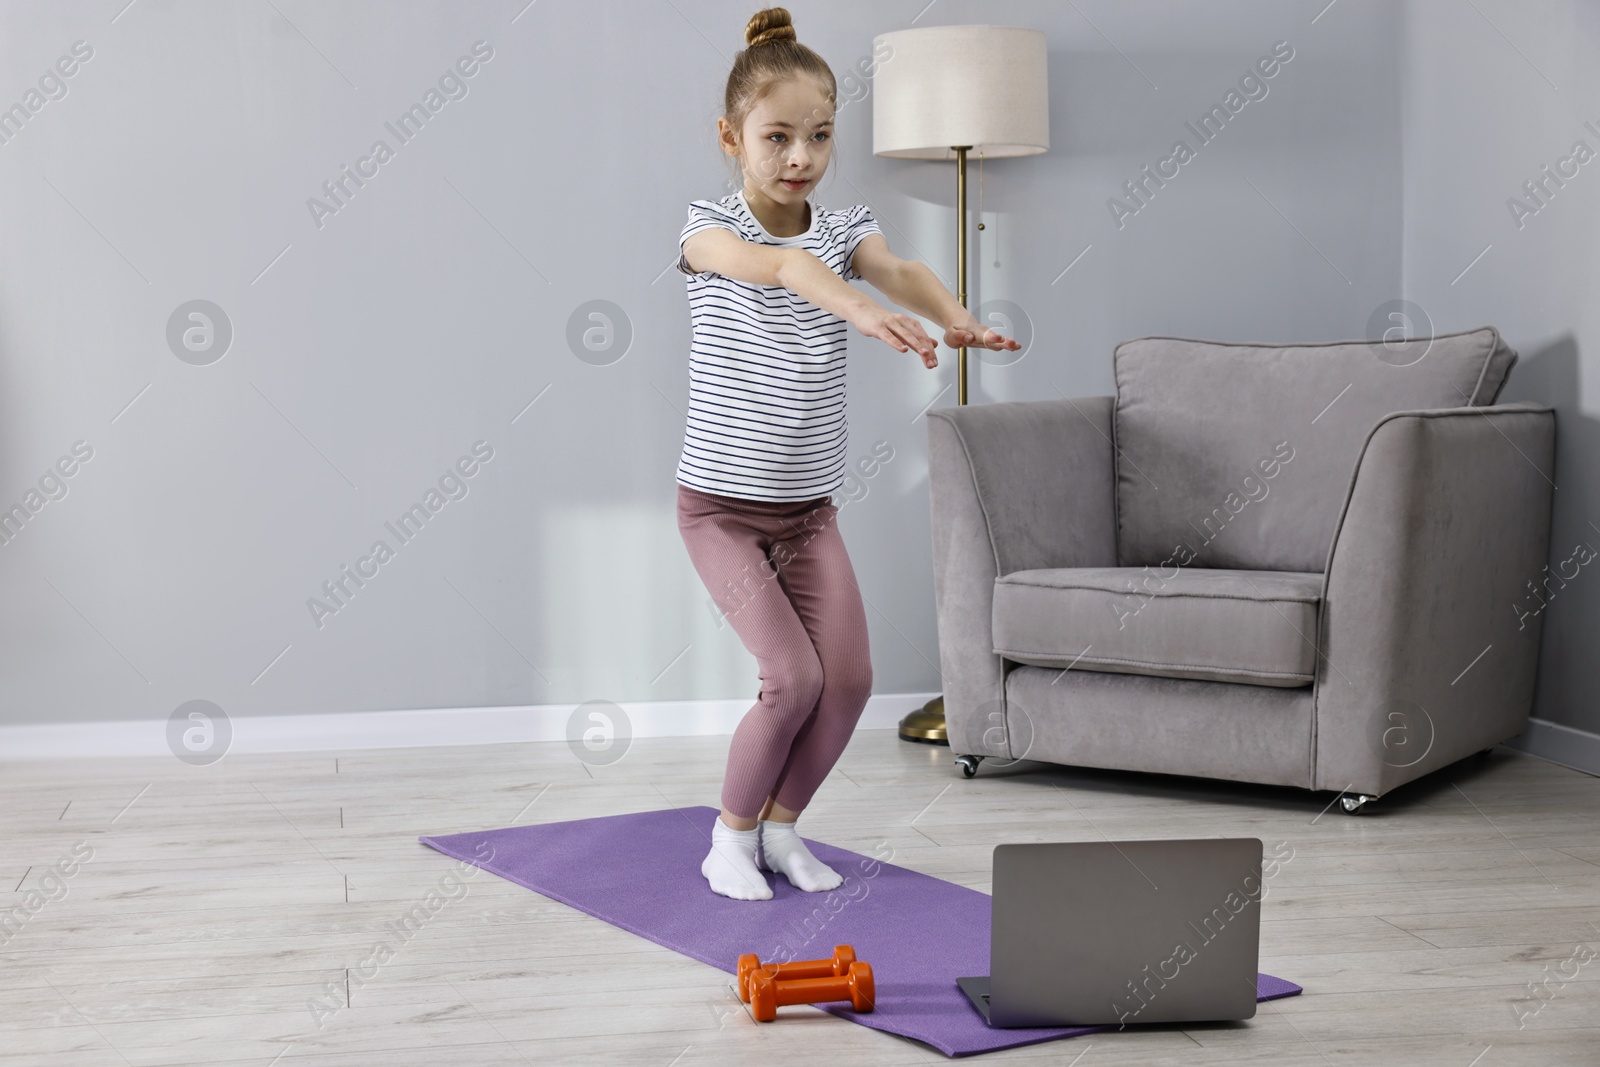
[850,305,939,368]
[944,320,1022,353]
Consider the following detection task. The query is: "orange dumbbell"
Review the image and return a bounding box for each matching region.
[748,961,875,1022]
[736,945,857,1003]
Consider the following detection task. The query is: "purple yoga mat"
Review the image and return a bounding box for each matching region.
[419,805,1301,1058]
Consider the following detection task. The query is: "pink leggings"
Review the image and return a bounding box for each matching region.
[676,483,873,820]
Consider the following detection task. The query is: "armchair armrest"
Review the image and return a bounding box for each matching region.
[1313,402,1556,794]
[925,396,1119,754]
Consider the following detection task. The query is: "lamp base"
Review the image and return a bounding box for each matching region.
[898,695,949,745]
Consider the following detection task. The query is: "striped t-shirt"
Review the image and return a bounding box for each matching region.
[675,189,883,502]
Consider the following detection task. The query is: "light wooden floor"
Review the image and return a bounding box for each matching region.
[3,728,1598,1065]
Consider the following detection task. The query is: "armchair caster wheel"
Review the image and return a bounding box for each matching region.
[955,754,983,779]
[1339,793,1378,815]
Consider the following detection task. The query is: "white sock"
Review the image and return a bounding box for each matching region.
[702,818,772,900]
[758,819,843,892]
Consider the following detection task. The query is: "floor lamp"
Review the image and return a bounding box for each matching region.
[870,24,1050,743]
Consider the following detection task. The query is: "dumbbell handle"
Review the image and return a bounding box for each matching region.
[755,958,846,986]
[765,973,861,1006]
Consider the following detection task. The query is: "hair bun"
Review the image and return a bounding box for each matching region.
[745,7,797,48]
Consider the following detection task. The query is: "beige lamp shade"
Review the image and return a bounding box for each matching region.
[871,25,1049,160]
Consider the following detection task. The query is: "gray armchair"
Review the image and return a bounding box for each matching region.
[926,327,1556,811]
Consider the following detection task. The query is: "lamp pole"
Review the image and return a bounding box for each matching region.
[898,144,972,745]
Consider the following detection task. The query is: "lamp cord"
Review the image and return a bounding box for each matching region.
[975,148,995,266]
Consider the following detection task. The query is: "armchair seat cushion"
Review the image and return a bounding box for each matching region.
[992,566,1321,688]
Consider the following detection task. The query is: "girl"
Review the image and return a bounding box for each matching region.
[675,7,1020,901]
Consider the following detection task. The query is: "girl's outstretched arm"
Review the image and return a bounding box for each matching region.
[684,226,942,367]
[850,233,1022,356]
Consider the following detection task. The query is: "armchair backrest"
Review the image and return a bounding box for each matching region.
[1112,326,1518,572]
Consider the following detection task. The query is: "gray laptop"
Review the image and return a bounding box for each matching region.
[957,838,1262,1028]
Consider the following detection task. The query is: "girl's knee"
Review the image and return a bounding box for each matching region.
[761,657,825,714]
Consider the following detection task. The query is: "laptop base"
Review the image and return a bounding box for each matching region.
[955,975,993,1024]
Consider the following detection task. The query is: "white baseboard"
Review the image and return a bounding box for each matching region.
[1503,717,1600,778]
[0,693,942,760]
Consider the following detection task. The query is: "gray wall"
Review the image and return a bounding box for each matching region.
[1401,0,1600,745]
[0,0,1403,731]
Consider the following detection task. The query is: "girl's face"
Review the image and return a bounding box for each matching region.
[729,77,834,204]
